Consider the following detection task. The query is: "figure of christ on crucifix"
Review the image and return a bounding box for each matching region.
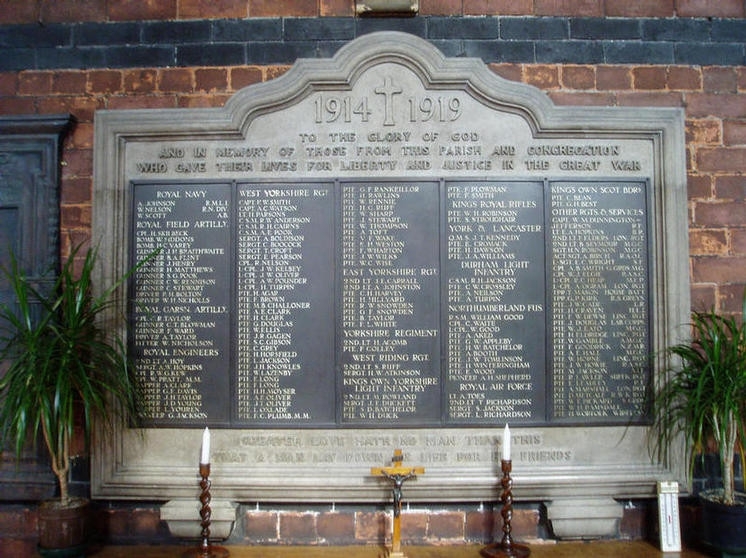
[371,449,425,558]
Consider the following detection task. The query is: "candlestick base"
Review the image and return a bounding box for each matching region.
[181,545,229,558]
[480,542,531,558]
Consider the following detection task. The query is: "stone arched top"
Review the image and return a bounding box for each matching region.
[223,31,683,141]
[96,31,685,149]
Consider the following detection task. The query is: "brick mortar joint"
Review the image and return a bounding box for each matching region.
[8,64,741,98]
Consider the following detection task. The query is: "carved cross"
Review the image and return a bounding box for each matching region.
[374,76,403,126]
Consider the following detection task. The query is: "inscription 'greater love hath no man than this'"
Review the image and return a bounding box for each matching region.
[130,178,650,429]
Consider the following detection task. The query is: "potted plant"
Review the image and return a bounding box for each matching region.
[0,244,155,555]
[652,294,746,554]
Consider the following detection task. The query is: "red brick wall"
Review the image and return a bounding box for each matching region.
[1,0,744,22]
[0,499,653,552]
[0,0,744,551]
[0,61,729,547]
[0,10,739,313]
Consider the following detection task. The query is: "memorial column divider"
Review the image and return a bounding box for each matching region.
[334,177,343,426]
[229,179,238,425]
[543,177,553,424]
[439,178,449,425]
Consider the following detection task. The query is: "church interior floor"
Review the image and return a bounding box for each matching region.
[81,541,715,558]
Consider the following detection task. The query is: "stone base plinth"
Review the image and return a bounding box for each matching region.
[546,497,624,539]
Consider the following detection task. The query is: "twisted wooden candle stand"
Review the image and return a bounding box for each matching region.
[480,460,531,558]
[183,463,229,558]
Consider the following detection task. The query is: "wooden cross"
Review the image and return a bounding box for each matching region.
[371,449,425,558]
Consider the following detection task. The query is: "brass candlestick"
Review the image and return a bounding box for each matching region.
[183,463,229,558]
[481,460,530,558]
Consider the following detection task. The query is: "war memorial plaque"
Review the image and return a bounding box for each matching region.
[93,32,689,538]
[130,176,647,428]
[132,182,232,424]
[339,180,441,425]
[234,182,336,426]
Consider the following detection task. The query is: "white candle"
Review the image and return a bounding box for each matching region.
[200,427,210,464]
[502,424,511,461]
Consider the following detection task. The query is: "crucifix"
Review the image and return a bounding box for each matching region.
[371,449,425,558]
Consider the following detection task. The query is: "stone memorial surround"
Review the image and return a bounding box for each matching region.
[0,2,745,554]
[90,27,687,545]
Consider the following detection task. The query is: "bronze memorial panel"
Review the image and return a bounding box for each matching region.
[129,178,649,428]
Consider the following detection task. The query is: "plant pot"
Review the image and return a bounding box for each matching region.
[700,490,746,556]
[37,498,90,557]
